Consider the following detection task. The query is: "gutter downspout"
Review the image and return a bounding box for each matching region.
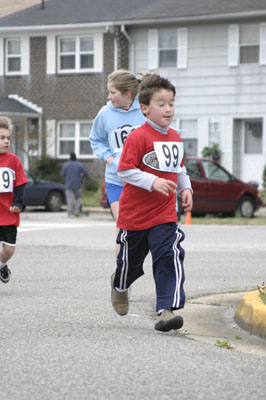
[120,25,135,71]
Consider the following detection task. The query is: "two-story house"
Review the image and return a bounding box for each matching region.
[0,0,266,186]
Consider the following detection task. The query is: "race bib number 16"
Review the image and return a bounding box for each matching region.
[153,142,183,173]
[0,167,15,193]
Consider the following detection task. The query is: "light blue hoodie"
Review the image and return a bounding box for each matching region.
[89,99,146,186]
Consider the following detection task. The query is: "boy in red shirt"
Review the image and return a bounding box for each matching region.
[0,117,28,283]
[111,74,193,332]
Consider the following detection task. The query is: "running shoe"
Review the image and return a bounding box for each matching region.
[111,273,129,316]
[155,308,183,332]
[0,265,11,283]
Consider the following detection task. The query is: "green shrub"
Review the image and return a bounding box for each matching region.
[201,144,220,161]
[30,157,63,183]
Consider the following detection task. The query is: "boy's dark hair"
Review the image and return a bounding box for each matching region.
[139,74,176,105]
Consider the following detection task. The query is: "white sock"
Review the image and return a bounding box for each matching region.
[0,261,6,268]
[115,287,128,293]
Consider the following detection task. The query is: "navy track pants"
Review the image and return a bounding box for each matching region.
[114,222,185,312]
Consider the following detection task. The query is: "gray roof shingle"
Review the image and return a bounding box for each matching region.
[0,98,40,115]
[0,0,265,27]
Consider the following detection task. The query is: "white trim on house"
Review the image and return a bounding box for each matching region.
[46,34,56,74]
[8,94,42,114]
[177,28,187,69]
[228,25,239,67]
[148,29,158,70]
[46,119,56,158]
[260,23,266,65]
[0,35,30,76]
[0,37,3,75]
[47,31,103,74]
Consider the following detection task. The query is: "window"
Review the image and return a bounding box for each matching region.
[57,121,94,158]
[6,38,21,73]
[158,29,177,67]
[244,120,262,154]
[58,36,94,72]
[180,120,198,156]
[202,160,230,182]
[240,24,259,64]
[228,24,266,66]
[185,158,202,180]
[148,28,187,70]
[0,37,30,76]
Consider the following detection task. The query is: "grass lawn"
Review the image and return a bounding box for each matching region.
[82,186,103,207]
[180,214,266,225]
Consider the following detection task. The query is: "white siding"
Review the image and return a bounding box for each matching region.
[128,22,266,185]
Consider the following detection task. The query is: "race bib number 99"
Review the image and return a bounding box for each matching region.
[0,167,15,193]
[154,142,183,173]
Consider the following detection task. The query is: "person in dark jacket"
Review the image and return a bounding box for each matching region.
[61,153,88,217]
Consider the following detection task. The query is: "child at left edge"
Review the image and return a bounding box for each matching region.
[0,116,28,284]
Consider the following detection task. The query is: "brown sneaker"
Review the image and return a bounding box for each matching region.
[111,273,129,316]
[154,308,183,332]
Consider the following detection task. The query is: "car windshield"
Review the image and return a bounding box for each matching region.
[202,160,230,182]
[25,170,34,184]
[185,159,202,179]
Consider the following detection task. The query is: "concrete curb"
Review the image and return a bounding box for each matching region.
[234,290,266,338]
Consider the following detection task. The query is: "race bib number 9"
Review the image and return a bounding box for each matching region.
[153,142,183,173]
[110,125,139,153]
[0,167,15,193]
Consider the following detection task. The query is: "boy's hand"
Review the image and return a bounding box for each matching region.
[153,178,177,196]
[181,189,193,213]
[9,205,21,214]
[106,156,115,164]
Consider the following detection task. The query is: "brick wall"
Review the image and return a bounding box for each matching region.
[0,31,129,181]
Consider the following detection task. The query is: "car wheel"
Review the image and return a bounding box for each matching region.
[45,191,63,212]
[237,196,255,218]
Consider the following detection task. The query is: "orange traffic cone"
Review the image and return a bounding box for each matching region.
[185,211,192,225]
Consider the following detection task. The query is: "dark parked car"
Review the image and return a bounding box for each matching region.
[23,171,66,212]
[185,156,262,218]
[99,156,262,218]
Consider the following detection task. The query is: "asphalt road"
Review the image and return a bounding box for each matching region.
[0,211,265,400]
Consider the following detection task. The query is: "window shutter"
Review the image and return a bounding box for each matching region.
[94,33,103,72]
[21,37,30,75]
[148,29,158,70]
[0,38,3,76]
[259,23,266,65]
[178,28,187,69]
[46,35,56,74]
[46,120,56,157]
[228,25,239,67]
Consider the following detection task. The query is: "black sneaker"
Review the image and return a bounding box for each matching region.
[0,265,11,283]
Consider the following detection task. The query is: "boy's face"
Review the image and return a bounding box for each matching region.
[141,89,175,128]
[107,83,132,110]
[0,128,11,154]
